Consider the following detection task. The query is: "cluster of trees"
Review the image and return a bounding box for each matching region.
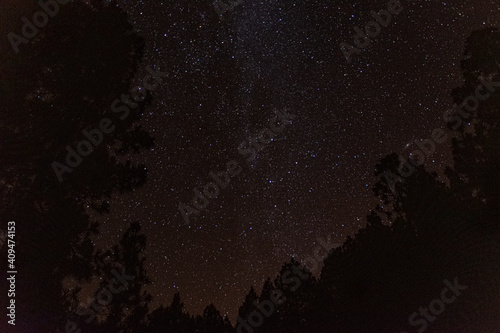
[0,0,498,332]
[0,0,152,331]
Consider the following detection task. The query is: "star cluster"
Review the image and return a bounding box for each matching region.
[91,0,500,321]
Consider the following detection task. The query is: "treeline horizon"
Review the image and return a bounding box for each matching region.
[0,1,499,332]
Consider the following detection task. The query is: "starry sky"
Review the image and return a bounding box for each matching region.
[88,0,500,322]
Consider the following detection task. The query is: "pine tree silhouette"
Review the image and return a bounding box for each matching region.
[0,1,152,332]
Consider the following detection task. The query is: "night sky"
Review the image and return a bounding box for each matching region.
[85,0,500,322]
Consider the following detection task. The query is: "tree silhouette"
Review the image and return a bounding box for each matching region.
[146,292,194,333]
[223,26,500,333]
[2,2,500,332]
[0,1,153,331]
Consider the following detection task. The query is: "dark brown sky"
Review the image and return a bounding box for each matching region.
[79,0,500,322]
